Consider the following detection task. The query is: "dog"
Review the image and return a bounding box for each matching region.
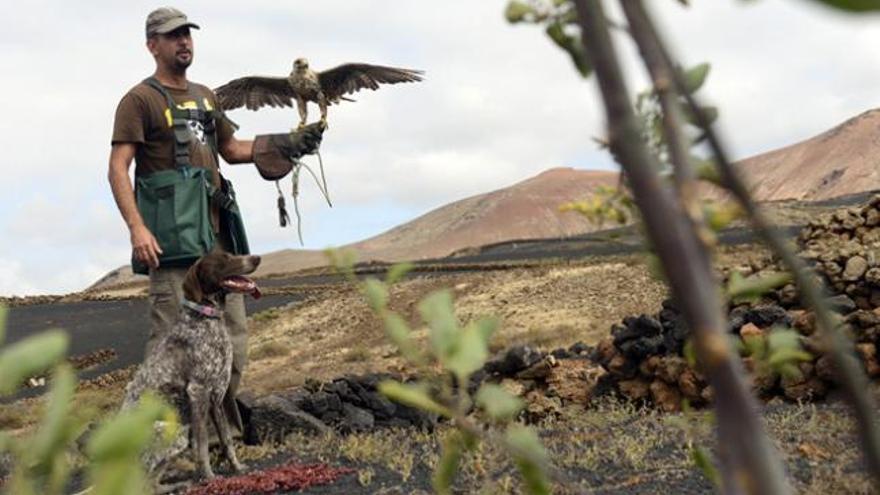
[122,250,261,489]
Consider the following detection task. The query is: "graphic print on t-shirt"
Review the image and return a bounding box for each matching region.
[188,119,207,145]
[176,100,208,146]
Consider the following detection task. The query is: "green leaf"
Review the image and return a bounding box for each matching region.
[681,63,710,94]
[680,103,718,127]
[418,290,459,360]
[87,393,174,461]
[545,22,592,78]
[767,328,800,352]
[727,271,793,305]
[385,262,415,285]
[742,333,765,359]
[90,458,149,495]
[32,366,83,495]
[645,253,667,282]
[383,312,424,365]
[475,383,524,421]
[324,248,357,278]
[473,317,499,345]
[505,1,536,23]
[703,202,743,232]
[691,445,721,487]
[363,278,389,312]
[694,158,722,185]
[505,425,551,495]
[806,0,880,12]
[701,105,719,124]
[683,339,698,368]
[445,322,491,382]
[768,348,812,366]
[0,330,69,396]
[432,431,465,495]
[777,362,803,380]
[28,365,79,471]
[0,305,7,344]
[378,381,452,418]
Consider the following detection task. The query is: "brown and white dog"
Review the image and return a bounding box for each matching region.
[122,250,261,490]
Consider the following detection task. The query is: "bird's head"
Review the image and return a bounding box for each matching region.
[293,58,309,72]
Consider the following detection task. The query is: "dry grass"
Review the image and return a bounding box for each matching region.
[242,258,667,397]
[0,398,41,431]
[249,340,291,361]
[342,344,372,363]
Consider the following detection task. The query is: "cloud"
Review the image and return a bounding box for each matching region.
[2,0,880,295]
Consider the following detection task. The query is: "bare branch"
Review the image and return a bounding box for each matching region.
[629,0,880,483]
[572,0,790,493]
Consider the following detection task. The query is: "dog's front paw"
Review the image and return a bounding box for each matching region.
[199,467,216,481]
[231,459,247,473]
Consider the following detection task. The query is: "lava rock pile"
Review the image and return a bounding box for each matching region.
[478,343,607,421]
[593,299,819,411]
[593,195,880,411]
[238,374,437,444]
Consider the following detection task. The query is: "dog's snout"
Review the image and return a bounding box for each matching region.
[250,255,261,266]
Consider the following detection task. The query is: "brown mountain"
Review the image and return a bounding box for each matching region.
[88,108,880,292]
[254,168,618,277]
[715,109,880,201]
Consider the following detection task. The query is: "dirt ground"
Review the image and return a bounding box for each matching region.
[1,220,873,493]
[233,242,872,494]
[241,255,670,396]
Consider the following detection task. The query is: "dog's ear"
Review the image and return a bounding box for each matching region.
[182,260,205,303]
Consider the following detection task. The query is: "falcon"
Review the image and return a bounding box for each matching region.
[214,58,424,128]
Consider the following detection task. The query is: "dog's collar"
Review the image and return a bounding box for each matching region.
[181,298,222,319]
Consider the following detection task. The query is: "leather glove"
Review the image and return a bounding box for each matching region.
[253,122,326,181]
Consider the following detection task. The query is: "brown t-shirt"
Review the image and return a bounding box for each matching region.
[111,80,234,184]
[112,79,235,231]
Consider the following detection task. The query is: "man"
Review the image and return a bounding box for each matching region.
[108,7,321,432]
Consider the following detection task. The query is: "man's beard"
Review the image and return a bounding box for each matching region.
[173,51,193,71]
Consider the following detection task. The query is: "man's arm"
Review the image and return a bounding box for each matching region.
[108,143,162,269]
[219,135,254,164]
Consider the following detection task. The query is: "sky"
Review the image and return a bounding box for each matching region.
[2,0,880,296]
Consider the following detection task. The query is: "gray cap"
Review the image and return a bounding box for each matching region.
[145,7,200,38]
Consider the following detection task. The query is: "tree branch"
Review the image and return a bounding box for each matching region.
[572,1,790,493]
[630,0,880,484]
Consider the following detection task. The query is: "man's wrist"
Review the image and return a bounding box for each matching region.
[128,219,147,232]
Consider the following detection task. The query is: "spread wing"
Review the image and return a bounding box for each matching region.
[318,64,424,101]
[214,76,297,111]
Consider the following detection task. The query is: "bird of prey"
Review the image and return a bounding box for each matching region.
[214,58,424,128]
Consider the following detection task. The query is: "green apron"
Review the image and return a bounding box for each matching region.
[132,78,249,275]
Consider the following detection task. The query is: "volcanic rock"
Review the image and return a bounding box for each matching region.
[739,323,764,341]
[524,390,562,422]
[545,359,606,405]
[341,404,375,433]
[744,305,792,329]
[238,393,331,444]
[517,355,558,380]
[485,345,545,376]
[844,256,869,281]
[677,369,704,402]
[856,343,880,377]
[618,379,651,402]
[649,380,682,413]
[827,295,857,314]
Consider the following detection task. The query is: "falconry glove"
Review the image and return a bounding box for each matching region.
[253,122,325,180]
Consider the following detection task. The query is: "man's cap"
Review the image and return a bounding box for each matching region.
[146,7,200,38]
